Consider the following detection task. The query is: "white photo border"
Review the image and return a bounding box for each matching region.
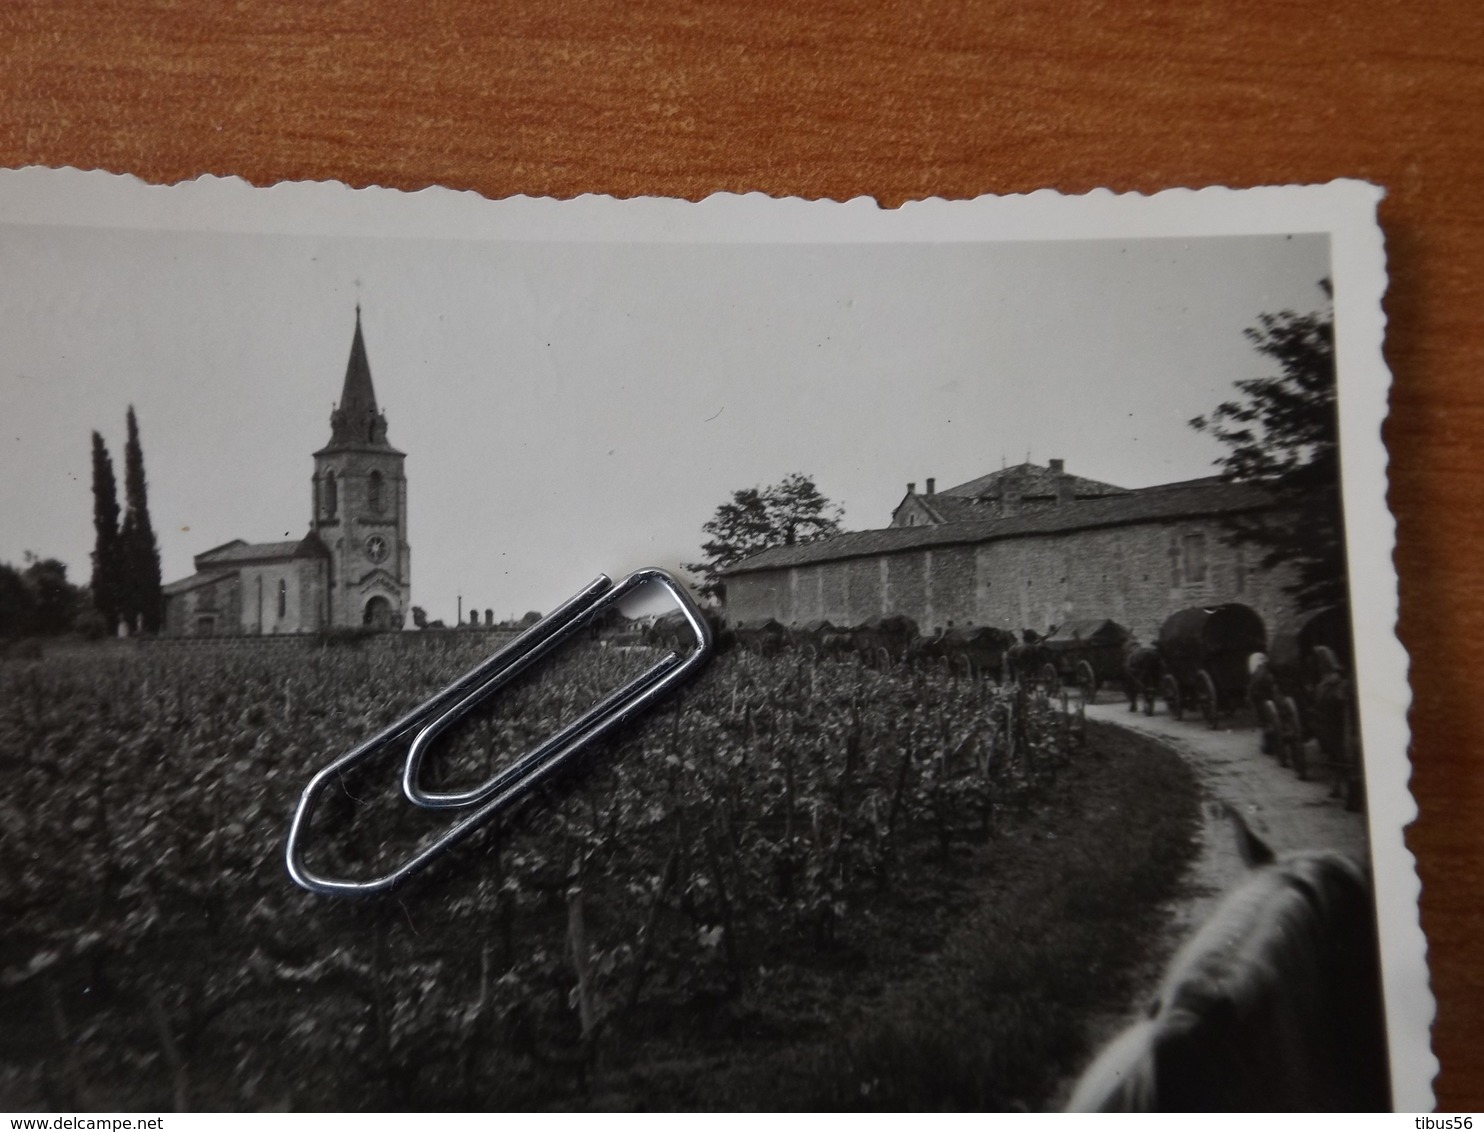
[0,170,1432,1109]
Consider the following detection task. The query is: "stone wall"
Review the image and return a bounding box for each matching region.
[163,574,243,638]
[236,560,329,634]
[726,515,1303,643]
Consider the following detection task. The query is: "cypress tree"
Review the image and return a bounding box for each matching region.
[120,406,164,633]
[89,431,123,633]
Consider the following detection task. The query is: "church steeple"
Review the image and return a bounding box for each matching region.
[311,305,410,631]
[325,305,391,449]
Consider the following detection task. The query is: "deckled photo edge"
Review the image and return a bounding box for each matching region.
[0,171,1432,1111]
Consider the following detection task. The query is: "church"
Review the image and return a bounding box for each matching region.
[161,310,411,635]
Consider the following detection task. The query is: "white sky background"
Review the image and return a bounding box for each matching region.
[0,223,1330,623]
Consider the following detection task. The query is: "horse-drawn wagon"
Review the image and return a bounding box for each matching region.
[789,618,839,657]
[732,617,789,656]
[1041,619,1132,703]
[1156,603,1267,728]
[851,614,920,667]
[913,624,1015,679]
[1004,631,1059,694]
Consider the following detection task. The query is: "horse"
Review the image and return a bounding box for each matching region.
[1004,629,1054,689]
[1066,810,1389,1112]
[1123,639,1162,716]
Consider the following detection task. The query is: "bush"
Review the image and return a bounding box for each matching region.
[1,637,43,660]
[313,625,379,648]
[73,608,109,640]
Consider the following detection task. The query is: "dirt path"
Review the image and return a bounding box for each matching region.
[1045,696,1370,1109]
[1086,698,1369,934]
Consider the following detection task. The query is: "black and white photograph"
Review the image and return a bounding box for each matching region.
[0,173,1429,1111]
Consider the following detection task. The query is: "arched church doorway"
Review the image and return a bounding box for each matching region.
[363,595,395,630]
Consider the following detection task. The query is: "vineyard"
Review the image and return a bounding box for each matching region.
[0,635,1198,1111]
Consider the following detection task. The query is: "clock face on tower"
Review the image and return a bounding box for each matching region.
[364,534,389,564]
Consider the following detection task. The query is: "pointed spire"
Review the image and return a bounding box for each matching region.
[326,306,389,448]
[340,306,377,418]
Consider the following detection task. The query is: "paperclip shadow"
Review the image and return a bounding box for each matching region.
[284,567,713,896]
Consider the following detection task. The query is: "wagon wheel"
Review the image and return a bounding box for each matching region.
[1258,699,1283,761]
[1160,673,1183,720]
[1196,669,1219,730]
[1037,661,1061,698]
[1279,695,1307,780]
[1076,659,1098,706]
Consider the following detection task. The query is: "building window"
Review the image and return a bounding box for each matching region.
[325,472,338,517]
[278,578,288,619]
[369,470,384,514]
[1182,533,1208,584]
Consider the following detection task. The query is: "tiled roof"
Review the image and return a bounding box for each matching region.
[293,530,332,559]
[939,461,1128,501]
[195,539,247,559]
[162,570,233,596]
[726,477,1271,575]
[917,495,1000,522]
[184,531,328,578]
[197,539,307,564]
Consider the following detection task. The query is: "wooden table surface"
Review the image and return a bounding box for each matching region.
[3,0,1480,1110]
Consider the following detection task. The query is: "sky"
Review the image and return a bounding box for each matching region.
[0,218,1330,624]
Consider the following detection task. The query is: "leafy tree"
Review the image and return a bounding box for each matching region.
[411,605,429,629]
[22,554,79,635]
[90,430,124,634]
[0,561,36,638]
[0,555,81,639]
[119,406,164,634]
[686,472,844,599]
[1190,280,1345,612]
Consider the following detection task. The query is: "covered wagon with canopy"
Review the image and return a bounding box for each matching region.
[1156,603,1267,727]
[1041,618,1132,702]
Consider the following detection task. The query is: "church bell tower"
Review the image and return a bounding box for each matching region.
[311,307,410,629]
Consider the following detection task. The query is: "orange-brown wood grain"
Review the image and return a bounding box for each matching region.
[2,0,1480,1109]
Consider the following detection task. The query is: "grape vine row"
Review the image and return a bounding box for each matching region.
[0,637,1079,1109]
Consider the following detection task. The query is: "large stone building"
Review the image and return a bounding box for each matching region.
[724,461,1302,644]
[162,311,411,635]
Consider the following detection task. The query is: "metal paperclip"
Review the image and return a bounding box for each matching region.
[285,568,713,896]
